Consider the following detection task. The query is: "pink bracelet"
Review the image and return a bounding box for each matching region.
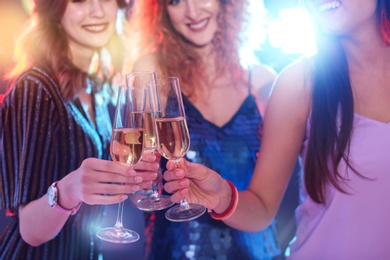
[208,180,239,220]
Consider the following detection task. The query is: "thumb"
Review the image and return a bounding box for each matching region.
[167,159,209,181]
[166,160,177,170]
[181,159,209,181]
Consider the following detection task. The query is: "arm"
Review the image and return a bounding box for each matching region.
[19,157,157,246]
[225,61,311,230]
[164,60,312,231]
[1,77,158,246]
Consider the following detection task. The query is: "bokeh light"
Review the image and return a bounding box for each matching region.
[240,0,269,68]
[21,0,34,15]
[268,7,316,55]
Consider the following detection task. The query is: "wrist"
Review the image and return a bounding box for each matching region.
[48,181,82,215]
[213,180,232,213]
[56,179,81,209]
[208,180,239,220]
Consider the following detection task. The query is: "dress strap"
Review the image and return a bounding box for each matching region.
[247,68,253,94]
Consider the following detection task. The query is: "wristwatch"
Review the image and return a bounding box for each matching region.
[47,181,82,215]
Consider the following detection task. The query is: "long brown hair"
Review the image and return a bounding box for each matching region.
[5,0,130,101]
[304,0,390,204]
[125,0,248,99]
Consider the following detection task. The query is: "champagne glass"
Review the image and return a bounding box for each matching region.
[96,85,146,243]
[127,71,174,211]
[149,76,206,222]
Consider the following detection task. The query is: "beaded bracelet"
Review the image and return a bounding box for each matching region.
[208,180,239,220]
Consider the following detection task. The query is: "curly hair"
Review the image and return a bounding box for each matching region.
[5,0,130,101]
[125,0,249,99]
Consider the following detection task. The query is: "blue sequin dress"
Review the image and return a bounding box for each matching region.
[144,91,281,260]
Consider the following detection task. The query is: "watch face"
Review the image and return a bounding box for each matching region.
[47,185,57,207]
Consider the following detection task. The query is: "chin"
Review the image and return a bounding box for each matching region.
[187,38,214,49]
[86,38,112,49]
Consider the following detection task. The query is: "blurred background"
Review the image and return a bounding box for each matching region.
[0,0,316,259]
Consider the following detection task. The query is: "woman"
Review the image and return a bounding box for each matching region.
[164,0,390,258]
[0,0,157,259]
[126,0,281,259]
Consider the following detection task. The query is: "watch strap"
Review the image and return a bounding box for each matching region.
[53,201,82,215]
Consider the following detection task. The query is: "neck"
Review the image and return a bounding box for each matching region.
[340,17,390,69]
[195,42,214,62]
[343,36,390,73]
[69,44,96,73]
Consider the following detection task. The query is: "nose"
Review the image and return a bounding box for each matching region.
[185,0,200,20]
[89,0,105,18]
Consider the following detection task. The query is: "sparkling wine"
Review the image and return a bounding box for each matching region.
[154,117,190,161]
[111,128,144,165]
[143,112,157,151]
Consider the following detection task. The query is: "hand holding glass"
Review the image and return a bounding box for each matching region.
[127,71,175,211]
[148,76,206,222]
[96,86,146,243]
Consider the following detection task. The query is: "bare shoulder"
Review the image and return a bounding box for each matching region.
[248,64,277,114]
[267,58,313,122]
[131,53,159,72]
[250,64,277,91]
[274,58,313,97]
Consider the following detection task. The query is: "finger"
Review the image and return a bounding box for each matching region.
[138,171,158,182]
[91,181,148,195]
[163,168,185,181]
[83,158,135,177]
[83,178,153,201]
[97,172,156,188]
[85,182,141,195]
[181,160,205,179]
[140,152,156,162]
[86,158,156,180]
[85,194,129,205]
[166,159,203,180]
[134,160,159,173]
[170,190,188,203]
[166,160,176,170]
[137,180,153,190]
[164,178,189,193]
[96,171,143,184]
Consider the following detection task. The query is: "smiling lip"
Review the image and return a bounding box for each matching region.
[187,18,209,33]
[82,23,109,33]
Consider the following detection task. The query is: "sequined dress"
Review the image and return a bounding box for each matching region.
[144,91,281,260]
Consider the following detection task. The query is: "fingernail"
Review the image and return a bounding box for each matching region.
[128,170,136,176]
[179,180,187,186]
[135,176,143,183]
[132,185,140,192]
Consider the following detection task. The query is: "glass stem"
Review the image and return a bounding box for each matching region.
[180,199,190,210]
[150,181,161,201]
[114,201,125,231]
[173,159,190,210]
[149,149,161,202]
